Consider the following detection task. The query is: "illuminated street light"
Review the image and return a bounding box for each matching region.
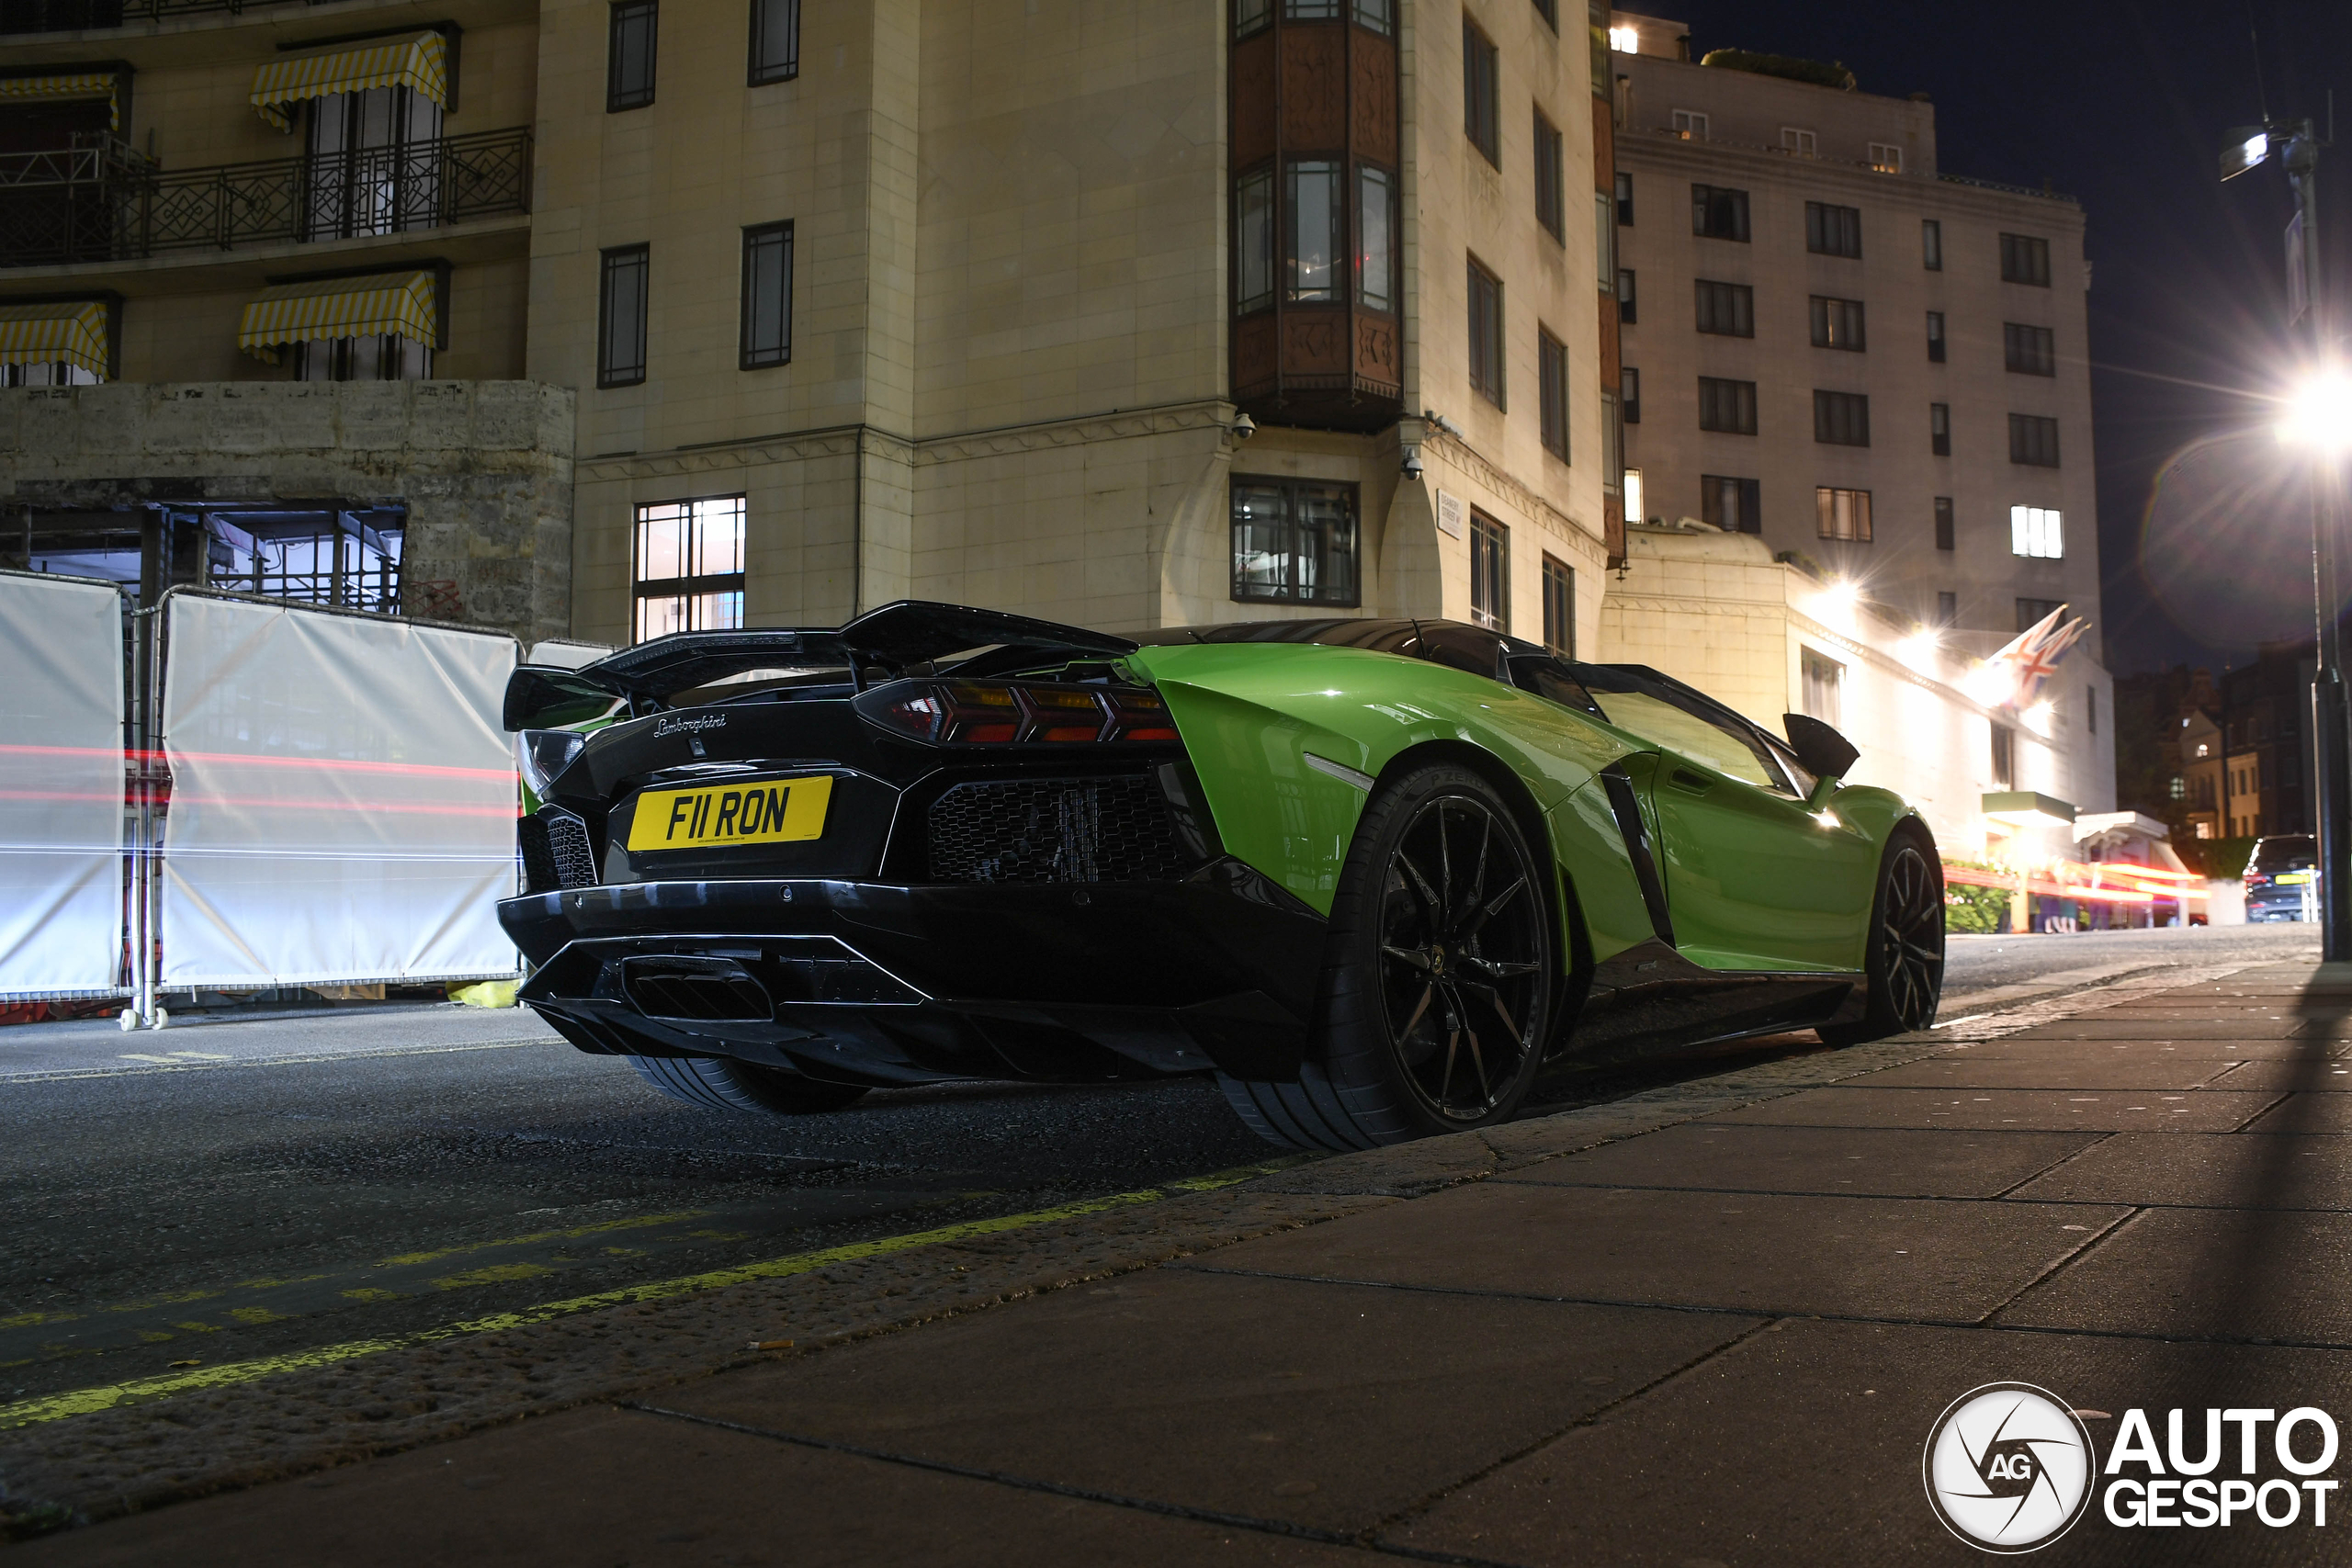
[2278,367,2352,455]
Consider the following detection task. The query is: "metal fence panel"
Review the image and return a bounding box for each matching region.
[156,594,518,987]
[0,571,126,999]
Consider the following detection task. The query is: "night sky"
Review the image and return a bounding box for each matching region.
[1651,0,2352,678]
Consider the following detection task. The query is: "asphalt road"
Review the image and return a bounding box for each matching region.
[0,923,2319,1410]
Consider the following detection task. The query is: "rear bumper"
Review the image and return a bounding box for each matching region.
[498,868,1327,1086]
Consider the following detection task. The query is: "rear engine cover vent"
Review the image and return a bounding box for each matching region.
[929,775,1188,884]
[520,808,600,893]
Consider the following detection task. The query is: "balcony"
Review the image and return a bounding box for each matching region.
[1,0,292,31]
[0,126,531,268]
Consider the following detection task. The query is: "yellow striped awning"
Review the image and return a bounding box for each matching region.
[250,32,447,132]
[0,73,120,133]
[0,299,108,379]
[238,271,436,363]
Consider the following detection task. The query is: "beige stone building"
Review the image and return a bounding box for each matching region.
[1,0,1625,653]
[1602,13,2104,704]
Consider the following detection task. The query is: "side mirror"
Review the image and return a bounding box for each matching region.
[503,665,623,733]
[1781,713,1860,794]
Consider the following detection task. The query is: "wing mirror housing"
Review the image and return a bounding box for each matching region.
[1782,713,1860,803]
[503,665,624,733]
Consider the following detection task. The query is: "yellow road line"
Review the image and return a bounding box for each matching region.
[0,1156,1304,1432]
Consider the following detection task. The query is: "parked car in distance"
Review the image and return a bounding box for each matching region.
[2244,834,2319,923]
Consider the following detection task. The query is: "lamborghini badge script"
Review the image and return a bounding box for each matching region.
[653,714,729,737]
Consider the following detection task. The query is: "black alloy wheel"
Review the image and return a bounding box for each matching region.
[1821,831,1945,1046]
[1217,764,1554,1150]
[1374,791,1550,1123]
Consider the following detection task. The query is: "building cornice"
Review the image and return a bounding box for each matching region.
[1419,426,1601,547]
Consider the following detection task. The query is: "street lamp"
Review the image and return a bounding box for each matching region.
[2228,118,2352,958]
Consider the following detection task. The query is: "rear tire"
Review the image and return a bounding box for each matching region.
[1219,764,1554,1150]
[627,1055,870,1114]
[1818,829,1945,1046]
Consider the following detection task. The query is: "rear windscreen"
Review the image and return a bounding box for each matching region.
[2252,837,2317,873]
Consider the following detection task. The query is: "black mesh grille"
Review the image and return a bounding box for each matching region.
[521,809,599,894]
[928,775,1189,884]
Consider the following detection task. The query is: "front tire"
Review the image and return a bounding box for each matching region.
[1818,829,1945,1046]
[627,1055,870,1115]
[1220,764,1554,1150]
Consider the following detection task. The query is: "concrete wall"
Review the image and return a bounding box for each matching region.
[1600,524,2115,856]
[0,380,575,643]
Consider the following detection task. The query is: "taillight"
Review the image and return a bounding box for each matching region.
[863,682,1179,746]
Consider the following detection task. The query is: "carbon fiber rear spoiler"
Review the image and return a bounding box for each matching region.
[506,601,1137,724]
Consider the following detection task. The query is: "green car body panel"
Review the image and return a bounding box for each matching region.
[1126,639,1898,978]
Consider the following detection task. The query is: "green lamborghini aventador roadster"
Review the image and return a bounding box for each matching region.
[500,601,1944,1150]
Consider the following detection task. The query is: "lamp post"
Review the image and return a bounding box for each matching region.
[2227,119,2352,958]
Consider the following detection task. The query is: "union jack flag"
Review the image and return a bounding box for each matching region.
[1978,604,2088,710]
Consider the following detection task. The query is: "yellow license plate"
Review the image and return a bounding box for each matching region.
[627,776,832,852]
[2278,872,2314,885]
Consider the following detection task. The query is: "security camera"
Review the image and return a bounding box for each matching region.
[1230,412,1256,441]
[1401,446,1425,480]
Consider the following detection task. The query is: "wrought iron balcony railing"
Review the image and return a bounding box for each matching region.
[1,0,298,34]
[0,126,532,267]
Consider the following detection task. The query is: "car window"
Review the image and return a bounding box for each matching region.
[1506,655,1603,716]
[1575,666,1792,793]
[2252,837,2316,873]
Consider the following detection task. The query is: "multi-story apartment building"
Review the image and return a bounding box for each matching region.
[0,0,1624,654]
[1602,12,2102,680]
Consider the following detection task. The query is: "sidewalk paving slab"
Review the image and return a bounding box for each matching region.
[14,1404,1376,1568]
[1182,1183,2131,1323]
[2008,1131,2352,1209]
[1706,1086,2278,1132]
[1996,1205,2352,1344]
[1502,1123,2095,1199]
[1854,1055,2244,1089]
[662,1267,1759,1536]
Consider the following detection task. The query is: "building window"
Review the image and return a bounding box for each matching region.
[748,0,798,84]
[2001,232,2052,286]
[1530,0,1556,31]
[1671,108,1709,141]
[1816,486,1872,541]
[2017,596,2064,631]
[1805,201,1861,258]
[2011,504,2064,558]
[633,494,746,642]
[1937,590,1957,623]
[1621,366,1641,423]
[608,0,659,112]
[2170,774,2187,800]
[1463,19,1499,165]
[301,86,444,243]
[2009,413,2061,467]
[294,336,431,381]
[1802,648,1845,726]
[740,220,793,369]
[1542,554,1574,656]
[1934,495,1955,550]
[1814,389,1871,446]
[1930,402,1951,456]
[1539,329,1570,460]
[1702,474,1760,533]
[1617,267,1637,323]
[1534,110,1565,241]
[1234,0,1271,38]
[597,243,650,388]
[1690,184,1749,241]
[1991,724,2014,787]
[2,360,100,387]
[1287,159,1342,302]
[1809,296,1865,351]
[1922,218,1942,270]
[1694,278,1754,336]
[2088,684,2098,734]
[1623,465,1645,525]
[1867,141,1904,175]
[1698,377,1758,434]
[1284,0,1340,17]
[1596,191,1615,294]
[1352,0,1396,34]
[1608,22,1638,51]
[1780,126,1816,158]
[1469,511,1510,630]
[1467,256,1505,408]
[1234,167,1274,313]
[1358,165,1398,310]
[1230,478,1362,605]
[1614,170,1634,224]
[2005,322,2056,376]
[1927,310,1946,362]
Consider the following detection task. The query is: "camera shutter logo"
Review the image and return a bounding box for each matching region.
[1924,1383,2097,1552]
